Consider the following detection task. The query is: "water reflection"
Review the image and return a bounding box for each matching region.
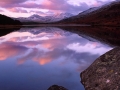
[0,27,112,90]
[59,26,120,46]
[0,26,21,37]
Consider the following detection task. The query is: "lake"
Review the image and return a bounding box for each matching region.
[0,26,113,90]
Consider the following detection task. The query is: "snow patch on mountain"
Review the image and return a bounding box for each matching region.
[16,13,74,23]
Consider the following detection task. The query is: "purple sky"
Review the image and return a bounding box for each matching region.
[0,0,115,17]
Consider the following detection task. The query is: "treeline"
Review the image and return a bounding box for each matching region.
[0,14,22,25]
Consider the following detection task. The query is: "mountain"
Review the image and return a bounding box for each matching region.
[16,13,74,24]
[23,13,73,23]
[0,14,22,25]
[51,13,74,21]
[25,14,46,22]
[58,1,120,26]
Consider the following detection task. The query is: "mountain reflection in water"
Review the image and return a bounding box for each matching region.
[0,27,112,90]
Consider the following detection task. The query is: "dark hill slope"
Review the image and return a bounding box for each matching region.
[0,14,21,25]
[0,14,22,37]
[58,1,120,26]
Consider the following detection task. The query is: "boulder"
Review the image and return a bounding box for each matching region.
[81,47,120,90]
[47,85,68,90]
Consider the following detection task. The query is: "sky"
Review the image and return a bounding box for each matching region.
[0,0,115,17]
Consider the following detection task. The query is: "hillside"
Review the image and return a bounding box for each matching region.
[0,14,22,25]
[58,1,120,26]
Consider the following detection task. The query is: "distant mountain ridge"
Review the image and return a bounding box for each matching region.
[58,0,120,26]
[15,13,74,24]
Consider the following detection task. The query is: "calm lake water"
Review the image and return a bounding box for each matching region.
[0,27,112,90]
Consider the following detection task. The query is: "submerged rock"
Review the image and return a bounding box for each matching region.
[47,85,68,90]
[81,47,120,90]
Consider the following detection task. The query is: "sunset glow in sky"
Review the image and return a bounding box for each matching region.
[0,0,115,17]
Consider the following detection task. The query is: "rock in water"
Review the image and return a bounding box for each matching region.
[47,85,68,90]
[81,47,120,90]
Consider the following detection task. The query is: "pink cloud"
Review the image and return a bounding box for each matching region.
[19,2,40,8]
[8,8,28,13]
[0,0,27,4]
[0,43,28,60]
[0,0,116,17]
[0,9,4,12]
[0,0,28,9]
[0,0,89,15]
[16,38,67,65]
[34,57,52,65]
[92,1,101,7]
[17,48,55,65]
[8,37,19,42]
[17,48,39,64]
[41,0,75,11]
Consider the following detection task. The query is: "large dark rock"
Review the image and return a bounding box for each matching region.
[81,47,120,90]
[47,85,68,90]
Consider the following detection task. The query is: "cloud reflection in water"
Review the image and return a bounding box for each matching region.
[0,27,112,90]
